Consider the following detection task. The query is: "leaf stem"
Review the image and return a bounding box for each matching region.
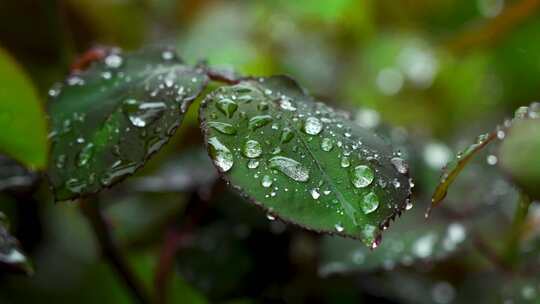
[80,198,150,304]
[154,190,212,304]
[504,192,532,266]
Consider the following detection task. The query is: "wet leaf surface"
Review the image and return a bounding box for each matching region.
[0,48,48,169]
[47,46,208,201]
[200,76,413,246]
[0,212,33,275]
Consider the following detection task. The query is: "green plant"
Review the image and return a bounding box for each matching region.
[1,42,539,304]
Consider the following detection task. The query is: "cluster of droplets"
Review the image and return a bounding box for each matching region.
[204,79,413,247]
[48,48,207,199]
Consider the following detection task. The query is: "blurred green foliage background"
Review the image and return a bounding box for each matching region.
[1,0,540,303]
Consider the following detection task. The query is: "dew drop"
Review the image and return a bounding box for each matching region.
[76,143,95,167]
[486,154,498,165]
[123,99,166,128]
[303,117,323,135]
[247,159,260,169]
[360,192,379,214]
[267,214,276,221]
[243,140,262,158]
[310,188,320,200]
[269,156,310,182]
[351,165,375,188]
[340,156,351,168]
[207,121,237,135]
[335,223,345,232]
[321,138,333,152]
[208,137,234,172]
[261,175,273,188]
[280,128,294,143]
[248,115,273,130]
[104,53,123,69]
[216,98,238,118]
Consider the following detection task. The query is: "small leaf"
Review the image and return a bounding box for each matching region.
[0,212,33,275]
[319,208,468,275]
[499,117,540,199]
[199,76,413,247]
[0,47,48,169]
[47,46,208,201]
[428,103,540,215]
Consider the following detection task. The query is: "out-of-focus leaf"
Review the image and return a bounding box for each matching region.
[499,117,540,200]
[0,212,33,275]
[128,148,217,193]
[320,208,468,275]
[0,155,39,193]
[104,193,185,245]
[0,47,48,169]
[64,0,146,48]
[47,46,208,201]
[429,103,539,214]
[200,76,413,247]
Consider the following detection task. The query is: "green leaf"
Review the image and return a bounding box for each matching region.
[0,212,33,275]
[428,103,540,215]
[320,208,468,275]
[0,47,48,169]
[47,47,208,201]
[199,76,413,247]
[499,116,540,200]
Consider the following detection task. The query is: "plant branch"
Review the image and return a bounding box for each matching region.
[153,189,213,304]
[80,198,150,304]
[446,0,540,53]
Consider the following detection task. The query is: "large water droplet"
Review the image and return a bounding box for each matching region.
[248,115,273,130]
[340,156,350,168]
[360,192,379,214]
[303,117,323,135]
[269,156,310,182]
[243,140,262,158]
[321,138,333,152]
[104,53,123,69]
[123,99,166,128]
[216,98,238,118]
[351,165,375,188]
[207,121,237,135]
[208,137,234,172]
[261,175,273,188]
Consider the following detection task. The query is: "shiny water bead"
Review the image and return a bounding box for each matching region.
[207,121,237,135]
[360,192,379,214]
[216,98,238,118]
[268,156,310,182]
[303,117,323,135]
[208,137,234,172]
[351,165,375,188]
[248,115,273,130]
[243,140,262,158]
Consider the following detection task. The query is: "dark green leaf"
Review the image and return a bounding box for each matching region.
[0,47,48,169]
[499,116,540,200]
[199,76,413,247]
[0,212,33,275]
[47,46,208,201]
